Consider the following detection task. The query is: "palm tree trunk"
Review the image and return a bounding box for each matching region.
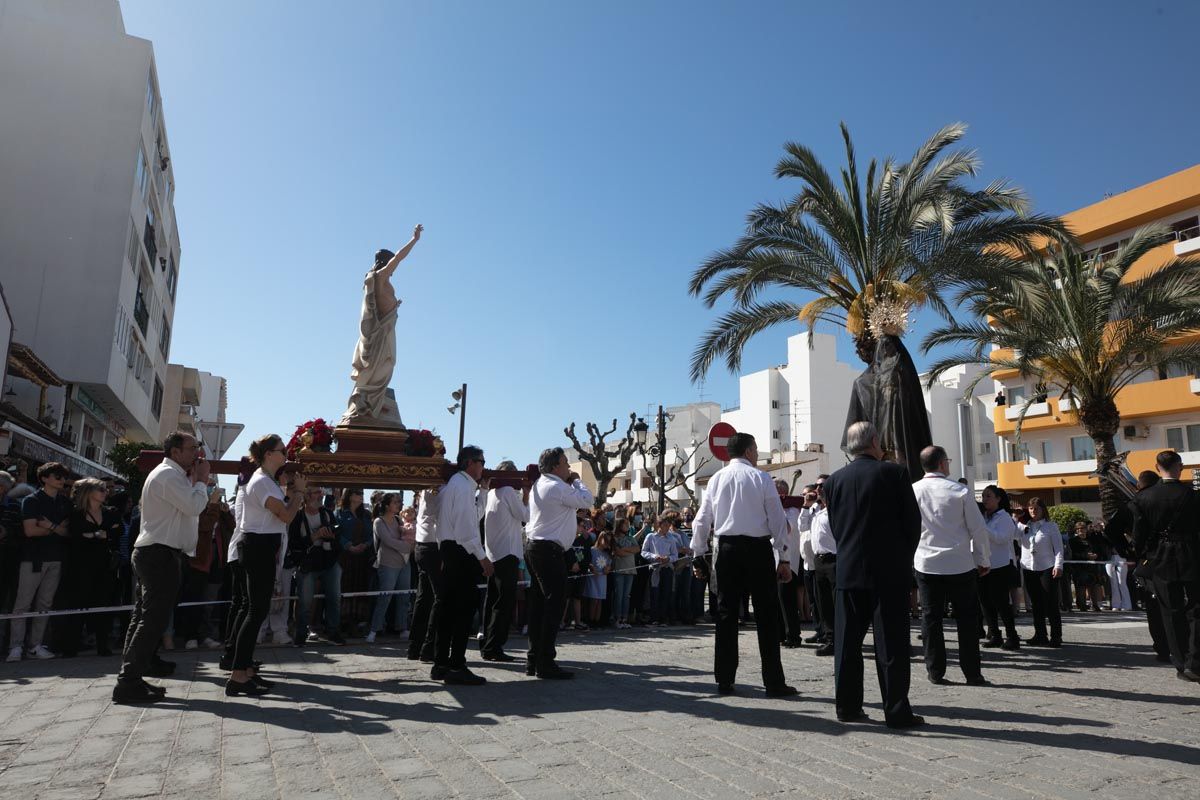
[1080,398,1122,522]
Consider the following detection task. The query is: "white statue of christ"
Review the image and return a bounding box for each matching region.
[340,224,423,428]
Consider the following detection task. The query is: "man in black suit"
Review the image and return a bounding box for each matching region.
[1130,450,1200,682]
[822,421,923,728]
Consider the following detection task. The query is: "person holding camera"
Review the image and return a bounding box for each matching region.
[290,485,343,646]
[112,433,210,703]
[226,434,306,697]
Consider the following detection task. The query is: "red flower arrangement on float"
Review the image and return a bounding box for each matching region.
[286,418,334,459]
[403,429,441,458]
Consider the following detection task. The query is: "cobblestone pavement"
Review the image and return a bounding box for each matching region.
[1,612,1197,799]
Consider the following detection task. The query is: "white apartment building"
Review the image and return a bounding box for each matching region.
[157,366,242,459]
[719,332,860,475]
[0,0,181,465]
[921,364,1000,491]
[605,402,724,507]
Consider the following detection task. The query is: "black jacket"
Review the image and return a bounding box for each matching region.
[287,506,342,573]
[822,454,921,592]
[1130,479,1200,583]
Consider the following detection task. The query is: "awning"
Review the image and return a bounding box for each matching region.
[1,420,118,479]
[7,343,64,388]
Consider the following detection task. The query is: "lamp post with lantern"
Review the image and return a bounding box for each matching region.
[633,405,673,514]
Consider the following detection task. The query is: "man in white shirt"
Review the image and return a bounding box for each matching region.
[114,431,210,704]
[525,447,593,679]
[690,433,796,697]
[911,445,991,686]
[809,485,837,656]
[481,461,529,662]
[407,488,442,662]
[432,445,493,685]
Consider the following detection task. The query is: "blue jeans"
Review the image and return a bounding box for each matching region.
[612,573,634,621]
[371,563,412,633]
[296,563,342,641]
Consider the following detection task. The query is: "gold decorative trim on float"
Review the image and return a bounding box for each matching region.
[294,425,451,489]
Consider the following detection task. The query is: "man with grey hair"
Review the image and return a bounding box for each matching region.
[822,421,922,728]
[525,447,593,679]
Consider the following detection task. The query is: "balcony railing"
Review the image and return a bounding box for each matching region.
[133,292,149,335]
[143,219,157,266]
[1174,225,1199,243]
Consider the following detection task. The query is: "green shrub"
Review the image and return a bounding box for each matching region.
[1048,503,1091,532]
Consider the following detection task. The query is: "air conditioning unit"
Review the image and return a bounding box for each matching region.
[1123,424,1148,439]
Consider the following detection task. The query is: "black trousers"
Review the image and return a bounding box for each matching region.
[231,534,279,671]
[916,570,983,681]
[834,587,913,724]
[979,563,1019,641]
[629,554,650,618]
[482,554,519,656]
[813,557,836,643]
[802,568,821,633]
[1142,582,1171,658]
[408,542,443,659]
[434,541,482,670]
[119,544,182,682]
[1152,575,1200,673]
[526,540,568,671]
[777,571,802,642]
[60,554,116,656]
[223,561,246,657]
[1023,567,1063,642]
[714,536,785,688]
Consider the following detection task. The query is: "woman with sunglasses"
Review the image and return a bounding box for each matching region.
[227,434,306,696]
[61,478,123,657]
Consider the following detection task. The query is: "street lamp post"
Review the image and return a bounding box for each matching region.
[448,383,467,455]
[634,405,671,515]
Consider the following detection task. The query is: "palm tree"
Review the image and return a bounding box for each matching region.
[688,122,1066,379]
[922,225,1200,518]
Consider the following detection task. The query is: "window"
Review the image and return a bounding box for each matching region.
[1070,436,1096,461]
[135,147,149,202]
[771,400,779,409]
[126,220,140,270]
[1061,487,1101,504]
[1165,425,1200,452]
[1039,441,1053,463]
[166,255,177,301]
[1158,363,1192,380]
[959,404,975,466]
[1007,441,1028,461]
[151,376,163,419]
[1008,385,1027,405]
[158,314,170,358]
[1172,215,1199,242]
[771,430,780,440]
[146,69,158,121]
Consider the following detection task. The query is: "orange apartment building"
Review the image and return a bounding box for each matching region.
[992,164,1200,513]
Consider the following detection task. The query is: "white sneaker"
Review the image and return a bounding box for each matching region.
[365,631,376,643]
[184,640,199,650]
[475,632,484,640]
[201,638,222,649]
[28,645,56,660]
[6,647,21,663]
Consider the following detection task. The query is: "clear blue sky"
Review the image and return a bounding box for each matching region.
[121,0,1200,467]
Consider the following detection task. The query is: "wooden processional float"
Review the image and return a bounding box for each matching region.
[136,425,539,492]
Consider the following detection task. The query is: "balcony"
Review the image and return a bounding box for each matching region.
[998,448,1199,490]
[994,375,1200,435]
[1004,401,1050,422]
[143,218,157,266]
[132,292,149,336]
[1176,225,1200,257]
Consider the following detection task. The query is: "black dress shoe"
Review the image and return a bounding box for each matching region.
[1047,639,1062,648]
[765,684,799,698]
[928,675,948,685]
[1001,638,1021,651]
[430,665,450,680]
[225,679,270,697]
[251,674,275,690]
[536,666,574,680]
[782,639,803,649]
[1156,653,1173,663]
[406,651,421,661]
[1178,669,1200,683]
[112,682,162,705]
[419,654,435,664]
[717,684,735,695]
[525,662,537,676]
[814,644,834,657]
[1025,636,1049,647]
[981,637,1003,649]
[804,634,822,643]
[218,655,233,670]
[886,715,926,730]
[481,651,516,663]
[964,676,991,687]
[837,711,870,723]
[443,668,487,685]
[140,680,167,697]
[145,658,176,678]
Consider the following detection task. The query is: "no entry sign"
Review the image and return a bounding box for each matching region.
[708,422,737,462]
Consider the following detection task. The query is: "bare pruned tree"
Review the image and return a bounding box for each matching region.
[564,413,639,508]
[642,441,713,509]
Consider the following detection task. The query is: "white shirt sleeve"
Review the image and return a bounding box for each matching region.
[963,495,990,568]
[762,475,789,564]
[504,486,530,525]
[1048,522,1064,570]
[555,478,594,510]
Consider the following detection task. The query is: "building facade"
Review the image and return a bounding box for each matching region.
[0,0,181,463]
[992,164,1200,515]
[157,365,242,459]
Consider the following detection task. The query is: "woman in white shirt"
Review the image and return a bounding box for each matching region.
[979,486,1021,650]
[1016,497,1064,647]
[227,434,307,696]
[220,458,254,671]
